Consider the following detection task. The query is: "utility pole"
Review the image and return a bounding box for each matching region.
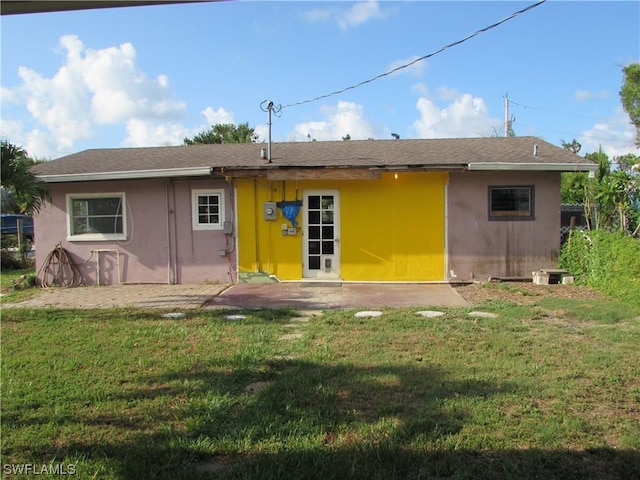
[504,93,509,137]
[267,101,273,163]
[260,100,282,163]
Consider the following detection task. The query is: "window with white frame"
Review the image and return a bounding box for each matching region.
[192,189,225,230]
[489,186,534,220]
[67,193,127,241]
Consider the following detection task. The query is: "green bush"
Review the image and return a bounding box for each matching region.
[0,248,34,270]
[560,230,640,310]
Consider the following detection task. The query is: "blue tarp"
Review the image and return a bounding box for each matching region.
[277,201,302,227]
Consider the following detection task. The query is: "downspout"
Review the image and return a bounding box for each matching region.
[444,175,449,281]
[254,179,260,271]
[165,178,173,285]
[233,182,240,282]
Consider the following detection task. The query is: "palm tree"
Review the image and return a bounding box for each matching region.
[1,140,50,214]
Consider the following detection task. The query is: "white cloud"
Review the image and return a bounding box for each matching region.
[2,35,186,157]
[578,109,639,156]
[337,1,388,30]
[124,119,192,148]
[575,89,611,102]
[435,86,460,102]
[0,119,23,143]
[292,101,377,141]
[201,106,235,125]
[17,63,93,150]
[254,124,268,143]
[411,82,430,97]
[304,0,389,30]
[125,106,243,148]
[412,91,501,138]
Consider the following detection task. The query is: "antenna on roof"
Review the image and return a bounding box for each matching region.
[260,100,282,163]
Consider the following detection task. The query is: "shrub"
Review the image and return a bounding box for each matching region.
[560,230,640,310]
[6,272,37,290]
[0,247,34,270]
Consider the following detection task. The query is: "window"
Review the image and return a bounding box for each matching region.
[489,186,534,220]
[192,189,225,230]
[67,193,126,241]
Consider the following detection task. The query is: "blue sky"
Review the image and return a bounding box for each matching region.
[1,0,639,160]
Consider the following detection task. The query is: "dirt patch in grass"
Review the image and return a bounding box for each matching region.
[454,282,605,306]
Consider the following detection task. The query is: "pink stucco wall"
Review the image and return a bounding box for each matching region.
[34,178,235,286]
[447,171,561,280]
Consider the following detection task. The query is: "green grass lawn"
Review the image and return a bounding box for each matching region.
[2,299,639,479]
[0,267,39,303]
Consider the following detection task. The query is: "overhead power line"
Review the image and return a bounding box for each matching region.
[278,0,547,110]
[508,99,629,125]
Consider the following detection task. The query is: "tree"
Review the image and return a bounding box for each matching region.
[560,144,639,234]
[560,139,587,204]
[620,62,640,147]
[183,123,258,145]
[561,138,581,154]
[0,140,50,214]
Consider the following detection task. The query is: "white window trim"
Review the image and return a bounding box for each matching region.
[66,192,127,241]
[192,189,225,231]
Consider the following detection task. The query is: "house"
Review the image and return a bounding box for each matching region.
[31,137,596,286]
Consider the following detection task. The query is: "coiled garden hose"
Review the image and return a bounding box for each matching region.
[38,243,84,288]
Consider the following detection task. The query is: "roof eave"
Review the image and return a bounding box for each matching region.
[468,162,598,172]
[36,166,213,183]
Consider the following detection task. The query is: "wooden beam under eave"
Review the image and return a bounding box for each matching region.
[266,168,382,180]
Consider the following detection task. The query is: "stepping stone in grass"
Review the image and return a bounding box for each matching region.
[225,314,247,320]
[416,310,445,318]
[245,381,271,394]
[289,317,310,323]
[272,355,297,361]
[279,333,303,340]
[468,311,498,319]
[355,311,383,318]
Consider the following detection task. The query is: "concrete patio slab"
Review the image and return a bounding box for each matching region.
[207,282,468,310]
[2,282,468,310]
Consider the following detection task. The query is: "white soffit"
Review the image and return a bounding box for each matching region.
[468,162,598,172]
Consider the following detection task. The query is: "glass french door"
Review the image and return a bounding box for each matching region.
[303,190,340,279]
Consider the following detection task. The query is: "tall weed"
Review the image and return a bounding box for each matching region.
[560,230,640,310]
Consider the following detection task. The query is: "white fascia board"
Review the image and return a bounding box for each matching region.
[468,162,598,172]
[37,167,213,183]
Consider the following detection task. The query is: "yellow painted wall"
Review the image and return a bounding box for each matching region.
[235,172,447,281]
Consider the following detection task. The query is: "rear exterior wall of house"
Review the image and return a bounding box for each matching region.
[447,171,561,280]
[34,178,235,286]
[234,172,447,282]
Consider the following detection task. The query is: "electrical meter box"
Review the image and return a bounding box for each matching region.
[264,202,277,220]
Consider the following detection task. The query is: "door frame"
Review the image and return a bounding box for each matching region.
[302,189,341,279]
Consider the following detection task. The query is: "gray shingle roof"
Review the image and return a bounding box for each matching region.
[32,137,596,181]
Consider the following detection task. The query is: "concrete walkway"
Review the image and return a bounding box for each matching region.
[2,284,230,309]
[2,282,467,310]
